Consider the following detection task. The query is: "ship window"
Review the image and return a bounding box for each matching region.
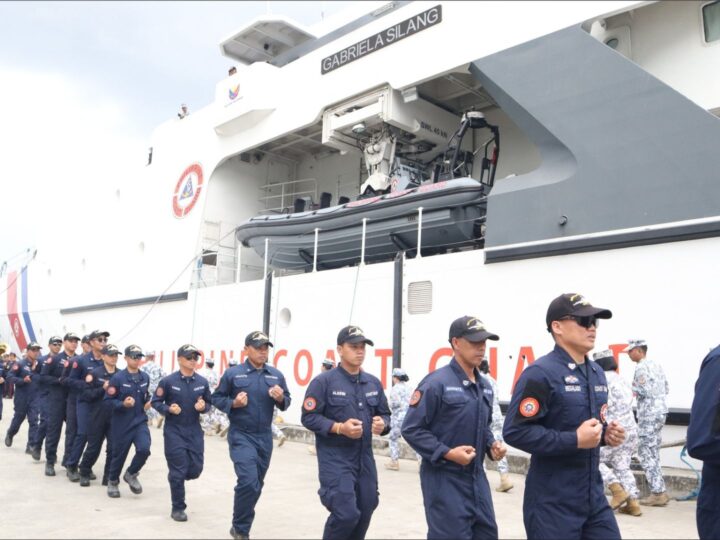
[703,1,720,43]
[407,281,433,314]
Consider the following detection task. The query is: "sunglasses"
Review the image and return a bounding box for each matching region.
[128,354,143,360]
[181,354,200,361]
[560,315,599,329]
[95,337,108,343]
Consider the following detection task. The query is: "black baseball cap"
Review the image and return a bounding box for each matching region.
[448,316,499,343]
[322,358,334,368]
[102,344,121,356]
[337,325,374,346]
[26,341,42,350]
[81,335,90,344]
[245,331,273,348]
[545,293,612,331]
[48,336,62,345]
[177,344,201,358]
[63,332,80,342]
[124,345,144,359]
[88,330,110,340]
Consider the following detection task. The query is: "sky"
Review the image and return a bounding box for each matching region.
[0,1,356,266]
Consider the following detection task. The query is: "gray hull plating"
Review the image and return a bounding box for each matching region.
[471,25,720,260]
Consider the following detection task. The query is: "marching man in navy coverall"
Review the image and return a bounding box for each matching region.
[402,316,507,540]
[151,343,212,522]
[5,341,43,453]
[301,325,391,540]
[66,329,108,482]
[39,332,80,476]
[212,331,291,540]
[77,343,120,486]
[104,344,152,498]
[503,293,626,540]
[687,344,720,540]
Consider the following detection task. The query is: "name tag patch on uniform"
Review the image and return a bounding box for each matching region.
[156,386,164,397]
[171,385,181,391]
[235,374,248,379]
[445,386,463,392]
[123,383,132,388]
[519,397,540,417]
[594,385,608,392]
[564,375,579,384]
[365,391,378,397]
[565,385,581,392]
[409,390,423,406]
[265,375,278,380]
[332,390,346,396]
[600,403,608,423]
[303,397,317,411]
[193,385,204,391]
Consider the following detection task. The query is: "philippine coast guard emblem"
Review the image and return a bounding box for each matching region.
[172,163,204,218]
[519,397,539,417]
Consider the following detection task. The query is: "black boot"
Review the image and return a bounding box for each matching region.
[31,446,41,461]
[171,509,188,522]
[107,480,120,498]
[45,463,56,477]
[66,466,80,482]
[4,433,12,447]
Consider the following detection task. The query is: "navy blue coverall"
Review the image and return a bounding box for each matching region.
[105,369,152,482]
[151,370,211,511]
[301,366,390,540]
[6,358,41,449]
[61,354,79,466]
[503,345,619,540]
[66,352,104,467]
[402,358,498,540]
[212,359,291,536]
[39,352,74,465]
[687,344,720,540]
[78,364,117,480]
[35,354,52,451]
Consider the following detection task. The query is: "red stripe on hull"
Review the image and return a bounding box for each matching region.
[6,271,28,350]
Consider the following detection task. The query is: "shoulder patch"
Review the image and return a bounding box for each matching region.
[600,403,608,424]
[107,386,117,396]
[303,397,317,411]
[519,397,540,418]
[156,386,164,397]
[409,389,423,407]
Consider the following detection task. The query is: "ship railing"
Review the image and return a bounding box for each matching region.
[258,178,318,214]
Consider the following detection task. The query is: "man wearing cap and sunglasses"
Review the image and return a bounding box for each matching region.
[77,343,121,486]
[625,338,670,507]
[212,331,291,540]
[151,344,212,522]
[503,293,626,540]
[301,325,390,540]
[5,341,43,456]
[402,316,506,539]
[65,329,109,482]
[105,345,152,498]
[39,332,80,476]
